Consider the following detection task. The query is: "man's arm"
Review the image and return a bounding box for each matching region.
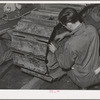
[55,43,76,70]
[55,32,70,41]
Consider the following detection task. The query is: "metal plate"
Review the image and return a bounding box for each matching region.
[15,20,55,38]
[21,68,52,82]
[13,53,47,74]
[11,35,47,57]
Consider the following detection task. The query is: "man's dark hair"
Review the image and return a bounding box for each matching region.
[58,7,82,25]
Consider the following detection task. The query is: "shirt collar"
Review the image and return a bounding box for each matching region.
[70,23,86,36]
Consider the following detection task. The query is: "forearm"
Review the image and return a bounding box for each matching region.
[62,31,74,37]
[54,48,70,70]
[62,32,69,37]
[54,44,75,70]
[56,32,71,40]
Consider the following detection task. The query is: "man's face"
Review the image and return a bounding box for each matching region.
[60,21,76,31]
[66,22,75,31]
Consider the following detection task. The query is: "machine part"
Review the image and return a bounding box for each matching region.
[15,19,56,38]
[11,35,48,57]
[21,68,52,82]
[13,52,47,74]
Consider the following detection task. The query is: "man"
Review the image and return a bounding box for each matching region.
[48,7,100,88]
[46,15,70,79]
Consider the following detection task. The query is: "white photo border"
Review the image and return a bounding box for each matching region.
[0,1,100,99]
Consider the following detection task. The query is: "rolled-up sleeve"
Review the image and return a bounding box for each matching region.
[55,43,76,70]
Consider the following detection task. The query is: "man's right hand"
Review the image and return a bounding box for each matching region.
[49,43,57,53]
[49,67,67,81]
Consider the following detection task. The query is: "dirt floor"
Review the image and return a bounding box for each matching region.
[0,62,33,89]
[0,61,100,90]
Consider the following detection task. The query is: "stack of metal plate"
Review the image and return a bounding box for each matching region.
[11,9,57,81]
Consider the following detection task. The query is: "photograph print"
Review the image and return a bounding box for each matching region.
[0,3,99,90]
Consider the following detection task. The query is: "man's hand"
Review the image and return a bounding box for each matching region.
[55,32,70,41]
[55,34,64,41]
[49,43,57,53]
[49,67,67,81]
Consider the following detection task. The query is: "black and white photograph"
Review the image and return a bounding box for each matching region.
[0,3,100,91]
